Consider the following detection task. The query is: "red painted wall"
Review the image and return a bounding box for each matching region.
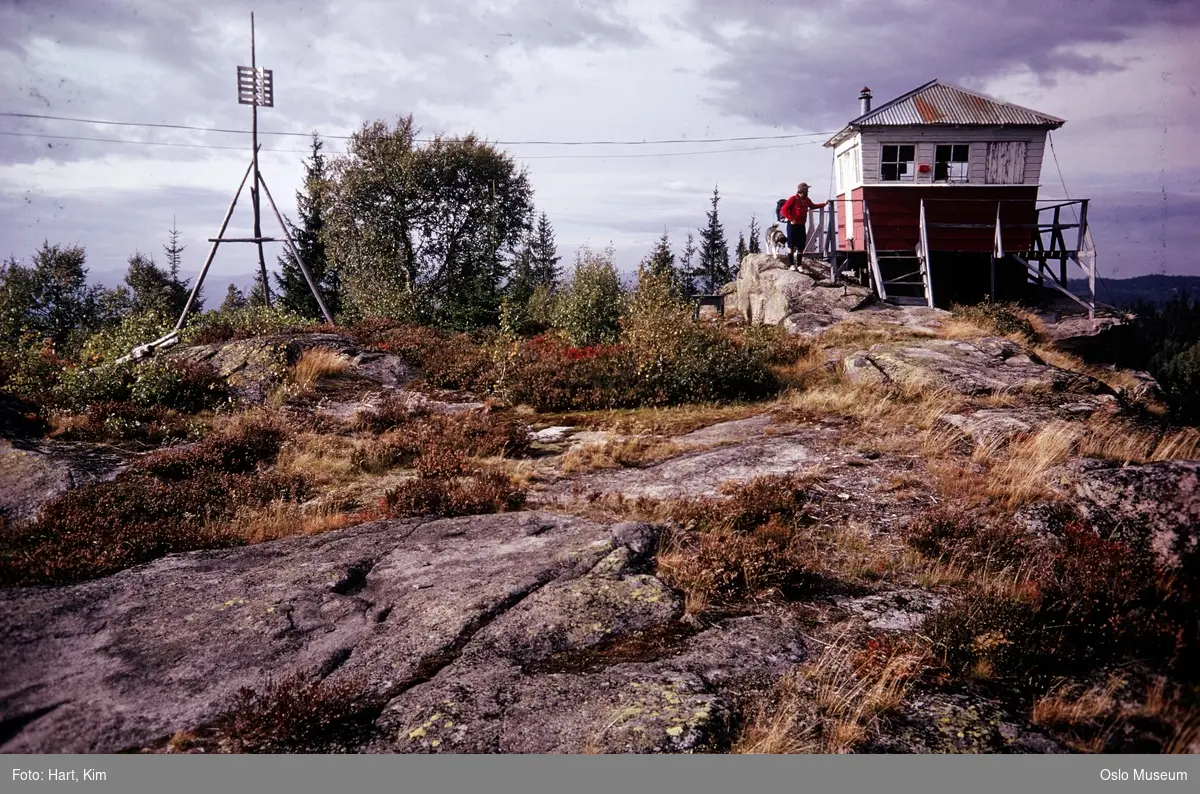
[841,186,1039,252]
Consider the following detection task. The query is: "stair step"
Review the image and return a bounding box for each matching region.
[889,296,929,306]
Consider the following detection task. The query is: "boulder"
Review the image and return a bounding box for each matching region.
[843,337,1109,396]
[734,253,870,333]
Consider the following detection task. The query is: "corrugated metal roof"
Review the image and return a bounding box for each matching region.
[855,80,1065,127]
[824,79,1064,147]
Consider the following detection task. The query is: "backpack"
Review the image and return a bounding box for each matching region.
[775,198,787,222]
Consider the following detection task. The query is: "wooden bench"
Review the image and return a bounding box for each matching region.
[691,294,726,321]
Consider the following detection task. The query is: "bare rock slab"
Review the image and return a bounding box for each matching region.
[844,337,1107,396]
[0,512,626,753]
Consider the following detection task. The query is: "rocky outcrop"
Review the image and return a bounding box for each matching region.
[171,333,415,405]
[0,512,806,754]
[1053,458,1200,571]
[843,337,1109,396]
[0,438,131,524]
[734,253,871,334]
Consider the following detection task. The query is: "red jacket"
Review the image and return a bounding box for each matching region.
[781,194,825,224]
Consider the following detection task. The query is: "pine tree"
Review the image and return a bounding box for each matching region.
[748,215,762,254]
[735,231,748,263]
[677,232,698,297]
[220,283,248,312]
[696,186,731,294]
[276,133,338,319]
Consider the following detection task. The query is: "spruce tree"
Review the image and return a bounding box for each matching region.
[125,252,189,318]
[641,230,686,297]
[276,133,338,319]
[677,232,698,297]
[221,283,248,312]
[736,231,748,263]
[696,186,730,294]
[529,211,561,289]
[162,217,200,313]
[748,215,762,254]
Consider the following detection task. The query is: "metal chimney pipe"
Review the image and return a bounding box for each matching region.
[859,86,872,116]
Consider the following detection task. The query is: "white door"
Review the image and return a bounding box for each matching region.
[985,141,1027,184]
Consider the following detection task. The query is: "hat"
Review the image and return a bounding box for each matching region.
[796,182,810,191]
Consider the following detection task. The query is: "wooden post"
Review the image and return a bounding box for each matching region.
[258,172,336,326]
[173,152,258,331]
[249,13,272,307]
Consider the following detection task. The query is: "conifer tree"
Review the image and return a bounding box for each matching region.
[696,186,731,293]
[276,133,338,319]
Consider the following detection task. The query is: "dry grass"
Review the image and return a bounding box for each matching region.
[538,402,764,437]
[1031,675,1200,754]
[289,346,351,389]
[560,436,683,473]
[221,502,366,544]
[275,431,411,486]
[734,637,928,754]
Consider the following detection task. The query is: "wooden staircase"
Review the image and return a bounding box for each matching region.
[863,200,935,308]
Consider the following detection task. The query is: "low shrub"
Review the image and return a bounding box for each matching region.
[195,671,382,753]
[0,469,308,587]
[352,323,495,392]
[672,475,813,534]
[655,475,815,608]
[950,301,1038,342]
[142,419,287,479]
[182,305,319,346]
[52,401,203,444]
[129,358,228,413]
[922,518,1196,686]
[383,470,526,519]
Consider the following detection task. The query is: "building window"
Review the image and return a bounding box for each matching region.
[934,144,970,182]
[880,144,915,182]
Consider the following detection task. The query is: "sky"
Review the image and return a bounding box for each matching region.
[1,0,1198,301]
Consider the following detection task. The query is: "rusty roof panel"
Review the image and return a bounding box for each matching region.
[852,80,1065,127]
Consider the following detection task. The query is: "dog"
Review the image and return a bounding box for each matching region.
[764,222,789,258]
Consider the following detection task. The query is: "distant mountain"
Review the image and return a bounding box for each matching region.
[1069,274,1200,309]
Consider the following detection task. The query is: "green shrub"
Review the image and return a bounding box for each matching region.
[79,311,173,366]
[129,358,228,413]
[51,361,135,410]
[556,244,625,347]
[0,335,72,404]
[182,305,318,345]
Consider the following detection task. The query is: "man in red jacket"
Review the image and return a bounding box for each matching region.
[781,182,826,269]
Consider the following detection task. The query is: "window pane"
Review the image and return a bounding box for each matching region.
[882,163,898,181]
[898,161,910,178]
[950,162,968,181]
[953,145,969,162]
[900,145,915,161]
[935,161,949,181]
[935,145,950,162]
[882,145,898,162]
